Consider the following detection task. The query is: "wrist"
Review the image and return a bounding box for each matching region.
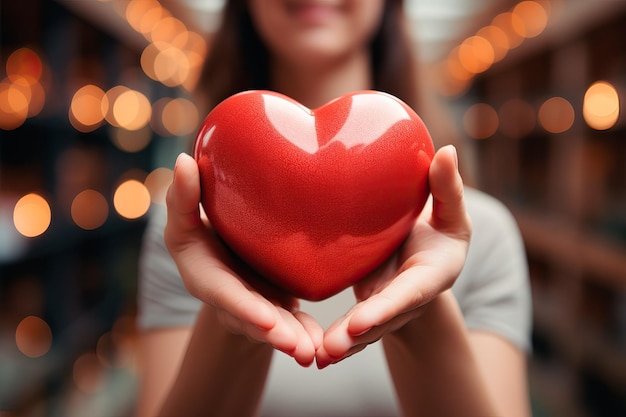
[384,291,466,349]
[201,303,275,357]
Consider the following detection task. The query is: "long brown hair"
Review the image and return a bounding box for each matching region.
[198,0,419,110]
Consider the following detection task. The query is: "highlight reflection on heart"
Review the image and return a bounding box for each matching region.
[194,90,434,300]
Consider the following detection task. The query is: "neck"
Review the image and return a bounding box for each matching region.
[269,50,373,109]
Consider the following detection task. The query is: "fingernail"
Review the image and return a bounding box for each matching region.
[173,153,185,180]
[450,145,458,171]
[350,327,371,337]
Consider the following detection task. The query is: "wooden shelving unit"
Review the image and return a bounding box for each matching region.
[0,1,161,415]
[457,3,626,416]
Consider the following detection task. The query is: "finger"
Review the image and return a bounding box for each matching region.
[294,310,324,350]
[188,263,278,331]
[319,305,426,369]
[165,152,203,236]
[347,264,447,336]
[428,145,471,235]
[284,310,318,367]
[316,343,368,369]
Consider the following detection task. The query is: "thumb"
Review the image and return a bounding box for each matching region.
[428,145,471,236]
[165,153,203,239]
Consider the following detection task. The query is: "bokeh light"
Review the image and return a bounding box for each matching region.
[13,193,52,237]
[458,35,495,74]
[476,25,510,63]
[144,167,174,205]
[137,3,167,35]
[71,189,109,230]
[538,97,575,133]
[435,0,553,97]
[113,179,151,219]
[73,352,106,393]
[513,1,549,38]
[493,11,526,48]
[15,316,53,358]
[0,80,29,130]
[154,44,190,87]
[69,85,106,132]
[583,81,620,130]
[463,103,499,139]
[124,0,206,90]
[1,48,47,130]
[6,47,43,83]
[161,97,200,136]
[125,0,159,33]
[111,124,153,152]
[113,89,152,131]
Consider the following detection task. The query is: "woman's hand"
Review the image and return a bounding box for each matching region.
[164,153,323,367]
[316,145,472,368]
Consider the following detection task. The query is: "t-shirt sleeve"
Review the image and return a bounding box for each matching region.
[452,188,533,352]
[136,205,202,330]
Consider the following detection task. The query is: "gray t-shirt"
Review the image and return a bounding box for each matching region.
[137,187,532,416]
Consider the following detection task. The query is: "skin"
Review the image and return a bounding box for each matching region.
[136,1,531,416]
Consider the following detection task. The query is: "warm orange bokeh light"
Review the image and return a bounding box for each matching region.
[182,30,208,58]
[125,0,206,89]
[583,81,620,130]
[458,35,495,74]
[162,97,200,136]
[113,179,151,219]
[539,97,575,133]
[477,25,510,63]
[141,43,160,81]
[0,80,29,130]
[70,85,106,132]
[111,125,153,152]
[125,0,159,33]
[145,167,174,205]
[15,316,53,358]
[73,352,106,393]
[138,3,168,36]
[150,16,187,44]
[17,77,45,118]
[113,89,152,131]
[71,189,109,230]
[102,85,130,127]
[513,1,549,38]
[6,48,43,83]
[13,193,52,237]
[101,86,151,130]
[157,45,190,87]
[463,103,499,139]
[492,12,525,49]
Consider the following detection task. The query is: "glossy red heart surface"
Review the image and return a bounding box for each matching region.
[193,90,434,301]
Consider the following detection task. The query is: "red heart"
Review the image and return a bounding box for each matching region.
[193,90,434,301]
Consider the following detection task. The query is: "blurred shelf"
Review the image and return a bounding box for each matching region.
[462,3,626,417]
[515,210,626,291]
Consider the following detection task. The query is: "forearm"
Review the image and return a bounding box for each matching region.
[382,291,497,417]
[159,303,274,417]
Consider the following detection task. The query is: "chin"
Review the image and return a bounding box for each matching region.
[281,33,355,65]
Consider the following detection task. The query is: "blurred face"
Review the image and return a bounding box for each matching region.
[248,0,385,68]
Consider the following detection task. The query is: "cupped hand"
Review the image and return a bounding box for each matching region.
[164,153,323,367]
[316,145,472,368]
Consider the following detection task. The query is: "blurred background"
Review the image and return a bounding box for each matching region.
[1,0,625,416]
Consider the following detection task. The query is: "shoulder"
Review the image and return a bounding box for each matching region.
[464,187,520,236]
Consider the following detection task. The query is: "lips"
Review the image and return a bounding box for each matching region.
[285,0,343,25]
